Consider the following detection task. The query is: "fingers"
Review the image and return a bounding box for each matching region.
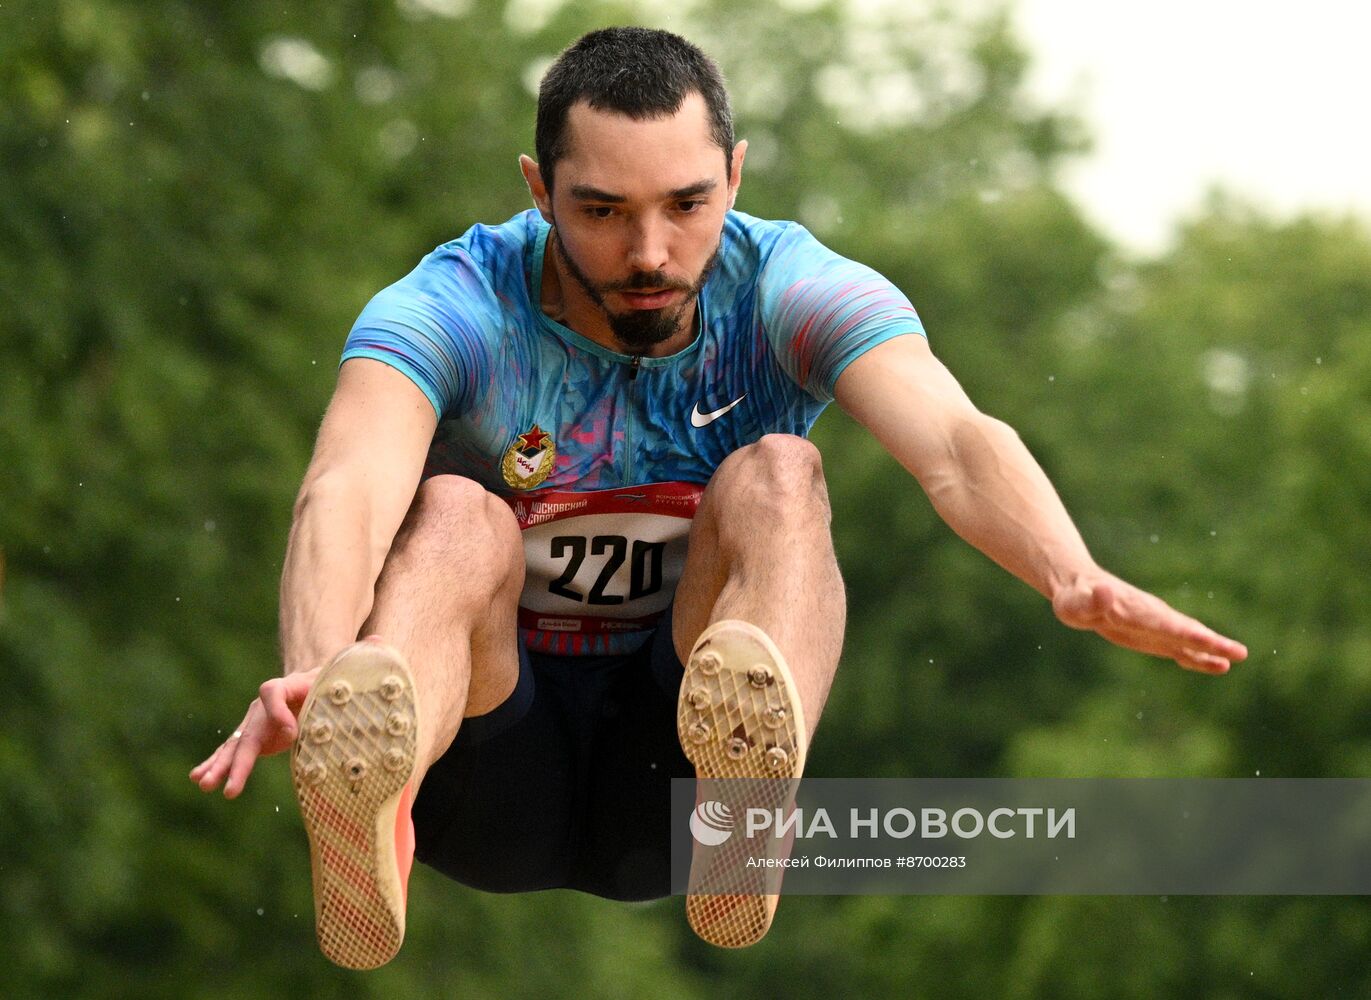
[1182,622,1247,662]
[188,742,227,785]
[1132,609,1247,667]
[1094,624,1186,664]
[222,726,264,799]
[190,720,253,794]
[258,676,301,742]
[1130,605,1247,669]
[1137,594,1246,658]
[190,725,264,798]
[1175,649,1232,675]
[1058,571,1247,674]
[194,717,267,799]
[1096,624,1233,676]
[190,670,323,798]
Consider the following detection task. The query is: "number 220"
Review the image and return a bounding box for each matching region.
[547,535,665,605]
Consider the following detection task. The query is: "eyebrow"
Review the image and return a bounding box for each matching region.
[568,178,719,203]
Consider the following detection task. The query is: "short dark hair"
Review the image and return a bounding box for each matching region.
[535,27,735,191]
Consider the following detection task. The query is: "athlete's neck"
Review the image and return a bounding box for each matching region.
[539,229,697,359]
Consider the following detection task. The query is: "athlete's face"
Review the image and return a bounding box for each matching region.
[521,93,746,354]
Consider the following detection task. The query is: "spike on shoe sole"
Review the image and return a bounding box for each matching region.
[676,620,807,949]
[291,642,418,970]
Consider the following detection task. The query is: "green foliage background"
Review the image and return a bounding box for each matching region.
[3,0,1369,996]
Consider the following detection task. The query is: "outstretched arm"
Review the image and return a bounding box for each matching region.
[191,359,437,796]
[834,335,1247,674]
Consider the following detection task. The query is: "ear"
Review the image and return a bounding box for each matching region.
[519,155,554,222]
[726,139,747,210]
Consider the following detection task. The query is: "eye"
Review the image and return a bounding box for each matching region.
[584,205,616,220]
[676,199,705,214]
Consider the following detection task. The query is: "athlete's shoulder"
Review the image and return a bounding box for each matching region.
[735,212,923,400]
[718,211,865,286]
[706,210,802,302]
[353,214,530,335]
[719,209,800,263]
[346,211,541,418]
[419,209,542,301]
[722,209,799,243]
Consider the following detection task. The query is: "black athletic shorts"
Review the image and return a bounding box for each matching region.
[411,607,693,901]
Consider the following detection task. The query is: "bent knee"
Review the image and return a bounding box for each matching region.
[405,476,522,560]
[710,434,828,514]
[751,433,823,473]
[414,473,488,511]
[722,434,823,485]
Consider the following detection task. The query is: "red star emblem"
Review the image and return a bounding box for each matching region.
[517,424,550,452]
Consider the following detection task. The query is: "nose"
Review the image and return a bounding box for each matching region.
[625,214,669,274]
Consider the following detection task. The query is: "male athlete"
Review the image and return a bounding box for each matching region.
[191,27,1246,969]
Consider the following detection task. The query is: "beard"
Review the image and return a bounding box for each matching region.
[551,225,721,353]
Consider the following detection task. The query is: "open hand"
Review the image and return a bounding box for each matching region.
[189,667,321,798]
[1052,569,1248,675]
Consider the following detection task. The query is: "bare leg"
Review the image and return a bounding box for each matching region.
[290,474,525,969]
[360,474,525,786]
[673,434,846,742]
[669,435,846,949]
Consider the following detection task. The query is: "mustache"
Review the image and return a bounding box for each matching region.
[608,272,693,293]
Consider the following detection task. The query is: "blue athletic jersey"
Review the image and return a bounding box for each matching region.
[344,209,924,654]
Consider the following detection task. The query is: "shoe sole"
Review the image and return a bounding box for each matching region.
[290,642,418,970]
[676,620,808,949]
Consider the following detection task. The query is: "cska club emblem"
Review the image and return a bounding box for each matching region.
[501,423,556,489]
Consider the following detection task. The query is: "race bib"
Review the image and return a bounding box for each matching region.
[505,482,704,651]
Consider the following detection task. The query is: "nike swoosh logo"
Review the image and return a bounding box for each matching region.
[690,394,747,428]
